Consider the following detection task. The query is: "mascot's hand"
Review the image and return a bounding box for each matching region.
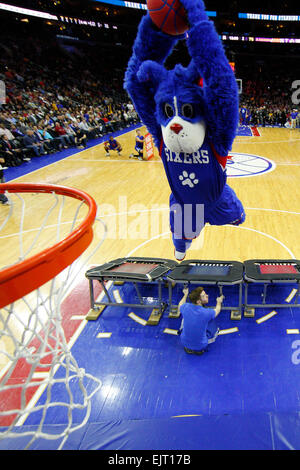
[180,0,208,26]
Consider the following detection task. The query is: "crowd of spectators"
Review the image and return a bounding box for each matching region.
[0,29,299,172]
[0,32,139,168]
[0,96,139,167]
[239,75,299,128]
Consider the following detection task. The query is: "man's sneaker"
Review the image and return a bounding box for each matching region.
[129,153,134,158]
[184,347,205,355]
[106,152,110,157]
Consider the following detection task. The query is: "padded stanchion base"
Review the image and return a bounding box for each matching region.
[147,303,167,325]
[86,305,106,321]
[168,305,180,318]
[230,309,242,321]
[244,307,255,318]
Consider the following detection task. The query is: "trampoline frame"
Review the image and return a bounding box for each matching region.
[166,260,244,316]
[244,259,300,310]
[85,257,178,314]
[86,258,300,320]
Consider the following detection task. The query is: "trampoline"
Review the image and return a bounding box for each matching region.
[85,257,178,319]
[244,259,300,311]
[167,260,244,318]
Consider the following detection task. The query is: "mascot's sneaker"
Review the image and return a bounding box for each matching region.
[174,249,186,261]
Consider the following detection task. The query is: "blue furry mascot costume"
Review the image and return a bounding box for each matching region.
[124,0,245,260]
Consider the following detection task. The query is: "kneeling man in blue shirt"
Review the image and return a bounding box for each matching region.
[178,287,224,355]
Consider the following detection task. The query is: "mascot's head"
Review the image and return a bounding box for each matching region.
[137,60,207,154]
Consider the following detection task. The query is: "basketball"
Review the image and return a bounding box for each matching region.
[146,0,189,36]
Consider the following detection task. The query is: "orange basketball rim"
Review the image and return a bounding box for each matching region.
[0,183,98,309]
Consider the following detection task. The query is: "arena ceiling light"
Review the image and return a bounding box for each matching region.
[0,2,58,20]
[93,0,216,15]
[221,33,300,44]
[239,13,300,21]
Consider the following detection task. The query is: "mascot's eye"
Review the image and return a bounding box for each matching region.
[164,103,174,118]
[181,104,194,119]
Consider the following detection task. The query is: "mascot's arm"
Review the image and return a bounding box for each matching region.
[181,0,239,155]
[124,14,177,147]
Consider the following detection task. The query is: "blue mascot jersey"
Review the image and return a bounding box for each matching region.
[159,136,228,205]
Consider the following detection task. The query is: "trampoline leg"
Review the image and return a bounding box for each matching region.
[243,282,255,317]
[168,281,173,307]
[158,280,163,313]
[148,285,167,325]
[86,279,107,321]
[89,278,95,310]
[133,282,144,306]
[168,280,180,318]
[101,279,113,303]
[238,282,243,313]
[244,282,249,307]
[294,280,300,305]
[262,283,267,304]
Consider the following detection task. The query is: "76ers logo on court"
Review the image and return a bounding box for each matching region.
[226,152,276,178]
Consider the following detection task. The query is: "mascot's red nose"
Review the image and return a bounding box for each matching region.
[170,123,183,134]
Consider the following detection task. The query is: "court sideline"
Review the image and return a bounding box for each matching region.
[1,124,300,449]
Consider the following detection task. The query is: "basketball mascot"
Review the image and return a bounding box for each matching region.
[124,0,245,260]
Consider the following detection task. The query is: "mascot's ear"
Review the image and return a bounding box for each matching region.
[186,60,203,87]
[137,60,168,91]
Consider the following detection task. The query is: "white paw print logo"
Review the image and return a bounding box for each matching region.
[179,171,199,188]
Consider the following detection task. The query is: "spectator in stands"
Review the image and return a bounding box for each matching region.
[32,125,55,153]
[54,121,73,148]
[0,124,14,141]
[0,158,9,205]
[10,124,25,140]
[77,116,96,140]
[39,125,63,152]
[0,29,140,164]
[0,135,25,166]
[23,129,47,157]
[86,113,103,138]
[45,124,68,150]
[63,120,77,145]
[72,122,87,149]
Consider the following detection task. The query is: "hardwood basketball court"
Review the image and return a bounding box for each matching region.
[1,125,299,267]
[1,124,300,449]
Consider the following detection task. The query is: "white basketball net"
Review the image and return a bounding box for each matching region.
[0,188,107,449]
